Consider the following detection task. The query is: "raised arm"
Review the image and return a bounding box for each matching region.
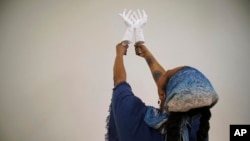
[134,43,168,109]
[134,43,166,86]
[113,9,134,87]
[113,43,128,87]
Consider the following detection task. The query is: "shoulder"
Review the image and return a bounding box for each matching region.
[164,66,187,87]
[113,81,131,93]
[112,81,134,101]
[166,66,187,78]
[112,81,146,110]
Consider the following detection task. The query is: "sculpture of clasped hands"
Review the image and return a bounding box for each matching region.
[119,9,148,45]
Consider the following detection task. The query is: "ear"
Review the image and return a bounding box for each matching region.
[160,91,166,102]
[158,89,166,111]
[158,88,166,102]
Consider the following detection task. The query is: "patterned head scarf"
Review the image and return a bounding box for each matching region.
[144,66,219,140]
[165,66,218,112]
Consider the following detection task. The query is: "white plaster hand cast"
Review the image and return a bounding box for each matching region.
[119,9,148,45]
[132,9,148,44]
[119,9,134,45]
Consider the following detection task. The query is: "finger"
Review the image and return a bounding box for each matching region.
[123,9,127,15]
[134,42,144,47]
[118,9,126,18]
[118,9,126,17]
[137,9,142,19]
[124,44,129,55]
[121,41,125,46]
[134,43,139,48]
[126,9,132,18]
[118,13,123,17]
[134,44,140,49]
[124,47,129,55]
[130,15,137,23]
[125,45,129,51]
[142,9,147,18]
[133,11,139,20]
[135,46,142,56]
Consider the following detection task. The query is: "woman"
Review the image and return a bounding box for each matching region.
[105,42,218,141]
[105,10,218,141]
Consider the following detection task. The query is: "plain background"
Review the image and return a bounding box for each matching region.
[0,0,249,141]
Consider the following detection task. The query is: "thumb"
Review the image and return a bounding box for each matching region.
[118,13,124,18]
[134,44,143,56]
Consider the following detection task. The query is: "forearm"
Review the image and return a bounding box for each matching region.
[144,50,166,85]
[113,55,126,87]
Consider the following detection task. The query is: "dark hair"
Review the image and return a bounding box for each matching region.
[164,107,211,141]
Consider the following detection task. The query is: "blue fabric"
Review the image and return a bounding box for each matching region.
[105,103,119,141]
[106,82,204,141]
[189,115,208,141]
[165,66,218,111]
[163,66,215,141]
[106,82,164,141]
[143,106,203,141]
[144,106,168,128]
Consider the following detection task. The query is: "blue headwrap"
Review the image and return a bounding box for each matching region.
[165,66,218,112]
[144,66,218,140]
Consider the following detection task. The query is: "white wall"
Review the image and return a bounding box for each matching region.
[0,0,249,141]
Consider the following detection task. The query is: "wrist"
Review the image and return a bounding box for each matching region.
[127,26,134,30]
[116,52,124,57]
[143,48,153,58]
[122,27,134,43]
[143,52,152,59]
[135,27,144,43]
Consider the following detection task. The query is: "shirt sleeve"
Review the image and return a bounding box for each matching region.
[112,82,146,117]
[111,82,147,138]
